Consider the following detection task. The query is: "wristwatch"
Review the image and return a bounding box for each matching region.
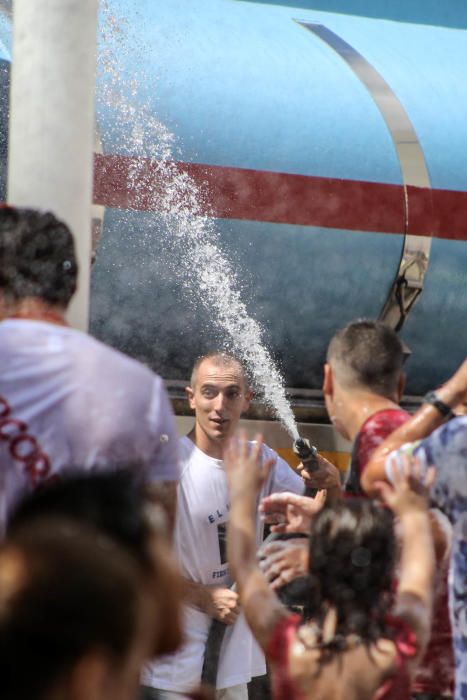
[423,391,455,419]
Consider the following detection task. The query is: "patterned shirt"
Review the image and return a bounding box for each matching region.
[386,416,467,700]
[345,408,409,496]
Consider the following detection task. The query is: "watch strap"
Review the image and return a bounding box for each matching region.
[423,391,455,419]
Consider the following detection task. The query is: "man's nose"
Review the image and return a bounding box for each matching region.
[213,393,226,411]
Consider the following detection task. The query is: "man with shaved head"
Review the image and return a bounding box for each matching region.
[323,319,408,492]
[322,319,454,700]
[142,351,305,700]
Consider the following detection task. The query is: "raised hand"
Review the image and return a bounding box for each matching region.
[225,430,275,496]
[259,490,326,534]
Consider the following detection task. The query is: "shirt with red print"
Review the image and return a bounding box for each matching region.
[345,408,410,497]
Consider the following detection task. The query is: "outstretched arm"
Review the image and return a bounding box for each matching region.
[361,359,467,495]
[375,457,435,669]
[259,490,326,534]
[225,432,288,651]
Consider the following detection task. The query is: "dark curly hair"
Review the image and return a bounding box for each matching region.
[0,206,77,306]
[307,499,396,646]
[0,518,145,700]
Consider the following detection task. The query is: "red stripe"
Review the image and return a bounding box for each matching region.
[93,154,467,241]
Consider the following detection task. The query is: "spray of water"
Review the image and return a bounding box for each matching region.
[98,3,299,440]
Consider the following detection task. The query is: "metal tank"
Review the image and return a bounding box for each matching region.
[1,0,467,457]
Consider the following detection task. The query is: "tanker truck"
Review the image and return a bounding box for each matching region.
[1,0,467,466]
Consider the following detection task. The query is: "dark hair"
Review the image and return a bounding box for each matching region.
[8,470,184,659]
[8,470,154,573]
[0,207,77,306]
[0,518,145,700]
[307,499,395,646]
[327,319,404,397]
[190,350,250,388]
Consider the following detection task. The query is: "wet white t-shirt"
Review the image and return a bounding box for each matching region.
[143,435,304,692]
[0,319,179,532]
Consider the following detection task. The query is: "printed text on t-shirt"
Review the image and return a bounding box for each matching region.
[0,395,51,485]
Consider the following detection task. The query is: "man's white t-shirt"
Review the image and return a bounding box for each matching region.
[143,435,304,692]
[0,319,179,532]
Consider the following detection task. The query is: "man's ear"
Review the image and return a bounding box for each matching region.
[185,386,195,410]
[397,373,406,402]
[323,363,333,396]
[242,386,253,412]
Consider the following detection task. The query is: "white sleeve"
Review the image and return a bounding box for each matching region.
[263,445,304,496]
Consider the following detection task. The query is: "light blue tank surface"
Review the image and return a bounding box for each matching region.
[2,1,467,397]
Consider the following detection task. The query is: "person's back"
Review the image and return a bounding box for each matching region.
[0,207,179,531]
[226,435,436,700]
[0,321,176,507]
[279,630,404,700]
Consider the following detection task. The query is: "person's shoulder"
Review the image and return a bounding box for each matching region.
[177,436,203,474]
[78,332,158,381]
[258,442,280,461]
[259,442,304,495]
[178,435,194,458]
[261,443,296,475]
[361,407,409,436]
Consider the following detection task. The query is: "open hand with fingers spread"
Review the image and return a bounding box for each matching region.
[259,490,326,534]
[225,430,276,497]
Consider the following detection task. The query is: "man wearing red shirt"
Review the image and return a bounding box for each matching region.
[323,319,408,496]
[323,319,453,700]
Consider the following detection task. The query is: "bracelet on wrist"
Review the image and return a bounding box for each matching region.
[422,391,455,420]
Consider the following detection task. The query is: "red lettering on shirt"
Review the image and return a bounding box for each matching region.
[0,394,51,485]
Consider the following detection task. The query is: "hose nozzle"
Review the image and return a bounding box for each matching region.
[293,437,319,498]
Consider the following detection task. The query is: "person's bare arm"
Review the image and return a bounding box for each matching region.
[183,580,240,624]
[225,432,288,651]
[362,359,467,495]
[376,457,436,669]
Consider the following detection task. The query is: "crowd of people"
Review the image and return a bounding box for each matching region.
[0,206,465,700]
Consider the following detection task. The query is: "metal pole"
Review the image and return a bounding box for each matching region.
[7,0,98,331]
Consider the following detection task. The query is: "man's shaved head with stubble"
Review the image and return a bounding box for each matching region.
[327,320,404,398]
[190,352,249,390]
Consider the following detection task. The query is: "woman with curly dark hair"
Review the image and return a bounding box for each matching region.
[225,432,435,700]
